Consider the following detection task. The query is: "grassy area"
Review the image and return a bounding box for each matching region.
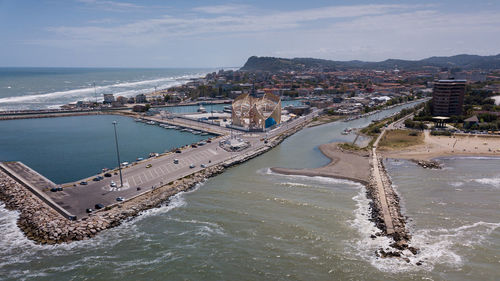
[337,142,367,151]
[378,129,424,149]
[308,115,345,127]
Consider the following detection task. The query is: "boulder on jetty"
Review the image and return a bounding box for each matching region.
[411,159,441,169]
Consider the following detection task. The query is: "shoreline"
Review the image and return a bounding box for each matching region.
[270,143,371,185]
[381,131,500,161]
[0,119,308,244]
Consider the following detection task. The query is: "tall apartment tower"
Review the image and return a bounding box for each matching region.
[432,80,466,116]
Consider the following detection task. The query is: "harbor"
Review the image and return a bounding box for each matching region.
[0,106,320,243]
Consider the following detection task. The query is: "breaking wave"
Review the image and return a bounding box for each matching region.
[0,72,208,110]
[473,177,500,188]
[347,188,500,273]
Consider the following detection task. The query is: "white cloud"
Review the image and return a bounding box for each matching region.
[193,4,251,14]
[33,3,500,64]
[76,0,142,10]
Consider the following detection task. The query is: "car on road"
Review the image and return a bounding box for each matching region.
[116,197,124,202]
[86,208,93,213]
[173,159,179,164]
[110,181,117,187]
[94,203,104,210]
[104,173,112,177]
[80,181,88,185]
[146,164,152,168]
[189,164,195,168]
[93,176,103,181]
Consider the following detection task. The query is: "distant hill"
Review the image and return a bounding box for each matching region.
[240,54,500,71]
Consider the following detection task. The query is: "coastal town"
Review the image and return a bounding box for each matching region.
[1,54,500,272]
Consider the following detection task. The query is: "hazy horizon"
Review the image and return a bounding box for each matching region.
[1,0,499,68]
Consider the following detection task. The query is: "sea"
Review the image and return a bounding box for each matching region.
[0,67,216,111]
[0,69,498,280]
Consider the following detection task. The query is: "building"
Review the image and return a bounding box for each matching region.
[103,94,115,104]
[231,93,281,130]
[135,94,147,103]
[432,80,466,116]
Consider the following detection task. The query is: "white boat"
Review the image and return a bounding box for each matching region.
[197,106,207,113]
[146,121,156,125]
[192,131,201,135]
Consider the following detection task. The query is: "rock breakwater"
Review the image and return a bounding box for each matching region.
[366,157,419,262]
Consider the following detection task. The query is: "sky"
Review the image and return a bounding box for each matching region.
[0,0,499,68]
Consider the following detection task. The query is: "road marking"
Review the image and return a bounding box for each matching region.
[208,149,218,155]
[160,165,168,174]
[151,169,159,177]
[140,173,147,183]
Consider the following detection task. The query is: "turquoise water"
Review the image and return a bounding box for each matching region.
[0,115,210,183]
[0,67,215,111]
[2,101,498,280]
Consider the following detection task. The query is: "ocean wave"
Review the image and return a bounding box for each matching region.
[0,73,205,106]
[473,177,500,188]
[346,188,500,273]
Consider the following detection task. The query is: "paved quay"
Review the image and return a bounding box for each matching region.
[2,109,320,220]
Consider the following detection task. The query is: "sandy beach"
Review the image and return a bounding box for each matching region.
[271,142,371,184]
[381,131,500,160]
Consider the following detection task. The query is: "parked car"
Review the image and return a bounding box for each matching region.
[189,164,195,168]
[94,203,104,210]
[104,173,112,177]
[93,177,101,181]
[50,187,58,192]
[174,159,179,164]
[110,181,117,187]
[86,208,93,213]
[146,164,152,168]
[191,144,197,148]
[206,139,212,143]
[116,197,124,202]
[201,164,207,168]
[80,181,88,185]
[57,186,63,191]
[175,150,182,153]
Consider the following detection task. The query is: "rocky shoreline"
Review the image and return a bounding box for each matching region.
[0,122,307,245]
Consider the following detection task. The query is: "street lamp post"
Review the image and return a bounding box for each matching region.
[112,121,123,187]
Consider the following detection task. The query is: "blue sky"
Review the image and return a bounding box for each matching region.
[1,0,499,67]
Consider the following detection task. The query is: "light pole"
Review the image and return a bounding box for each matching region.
[112,121,123,187]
